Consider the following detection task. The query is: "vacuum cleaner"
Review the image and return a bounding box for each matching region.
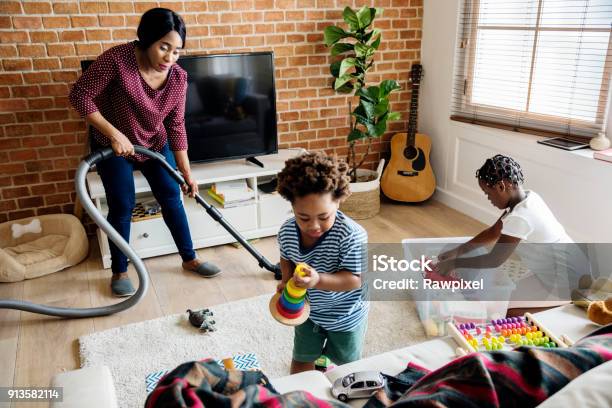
[0,146,282,318]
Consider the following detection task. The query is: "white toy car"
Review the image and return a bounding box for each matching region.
[331,371,386,402]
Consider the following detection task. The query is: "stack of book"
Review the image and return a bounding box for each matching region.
[593,148,612,164]
[207,179,255,208]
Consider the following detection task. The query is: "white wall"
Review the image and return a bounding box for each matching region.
[420,0,612,243]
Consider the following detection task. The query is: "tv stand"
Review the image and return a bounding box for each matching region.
[246,156,265,168]
[86,149,305,269]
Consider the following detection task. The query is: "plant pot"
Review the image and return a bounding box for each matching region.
[340,159,385,220]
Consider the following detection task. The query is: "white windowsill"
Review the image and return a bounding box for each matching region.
[452,120,612,168]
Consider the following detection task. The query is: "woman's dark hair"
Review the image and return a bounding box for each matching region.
[476,154,525,187]
[277,152,351,203]
[136,8,186,50]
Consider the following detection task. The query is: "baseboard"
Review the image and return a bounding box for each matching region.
[432,187,499,226]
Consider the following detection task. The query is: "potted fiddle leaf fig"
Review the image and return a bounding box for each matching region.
[324,6,401,219]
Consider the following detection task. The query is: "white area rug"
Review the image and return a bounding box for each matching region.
[79,294,426,408]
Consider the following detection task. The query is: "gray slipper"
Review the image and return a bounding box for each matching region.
[184,261,222,278]
[111,278,136,297]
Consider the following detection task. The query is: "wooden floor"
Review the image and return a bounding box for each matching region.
[0,199,484,407]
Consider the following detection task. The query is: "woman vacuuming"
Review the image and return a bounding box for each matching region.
[69,8,221,297]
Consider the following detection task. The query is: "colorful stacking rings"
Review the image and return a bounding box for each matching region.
[285,279,306,299]
[276,300,303,319]
[279,293,304,312]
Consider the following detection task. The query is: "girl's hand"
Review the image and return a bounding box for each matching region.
[294,265,320,289]
[438,248,459,262]
[110,132,134,157]
[181,174,198,198]
[276,281,287,293]
[435,259,456,276]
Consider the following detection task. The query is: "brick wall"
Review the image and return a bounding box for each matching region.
[0,0,422,224]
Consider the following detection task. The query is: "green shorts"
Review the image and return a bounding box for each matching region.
[293,318,368,366]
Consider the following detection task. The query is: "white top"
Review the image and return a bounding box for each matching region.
[501,191,580,304]
[501,190,572,243]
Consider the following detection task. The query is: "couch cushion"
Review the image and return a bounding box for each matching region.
[536,360,612,408]
[319,338,457,407]
[271,370,333,402]
[50,366,118,408]
[325,337,457,386]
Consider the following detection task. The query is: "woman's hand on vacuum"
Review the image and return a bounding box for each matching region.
[181,173,198,198]
[109,132,134,157]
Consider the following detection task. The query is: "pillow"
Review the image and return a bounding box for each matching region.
[536,360,612,407]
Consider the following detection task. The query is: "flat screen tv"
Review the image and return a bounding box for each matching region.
[177,52,278,164]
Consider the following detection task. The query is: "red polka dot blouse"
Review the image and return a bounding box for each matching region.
[69,41,188,162]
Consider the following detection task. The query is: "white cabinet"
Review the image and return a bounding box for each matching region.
[129,217,176,253]
[86,149,302,269]
[259,193,293,229]
[187,197,258,241]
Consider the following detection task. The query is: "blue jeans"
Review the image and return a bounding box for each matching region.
[95,144,196,273]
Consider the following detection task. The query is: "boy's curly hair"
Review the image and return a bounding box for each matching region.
[277,152,351,203]
[476,154,525,187]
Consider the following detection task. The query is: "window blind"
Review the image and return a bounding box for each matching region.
[451,0,612,138]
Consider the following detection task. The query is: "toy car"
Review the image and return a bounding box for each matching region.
[331,371,386,402]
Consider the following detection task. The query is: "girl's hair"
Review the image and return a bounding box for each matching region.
[476,154,525,186]
[277,152,351,203]
[136,8,186,50]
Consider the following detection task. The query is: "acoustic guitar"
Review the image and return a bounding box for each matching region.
[381,64,436,202]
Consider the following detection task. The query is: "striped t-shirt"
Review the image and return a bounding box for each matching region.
[278,211,369,331]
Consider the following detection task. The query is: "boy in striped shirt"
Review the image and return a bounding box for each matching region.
[276,152,369,374]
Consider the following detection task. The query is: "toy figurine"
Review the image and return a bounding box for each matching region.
[187,308,216,332]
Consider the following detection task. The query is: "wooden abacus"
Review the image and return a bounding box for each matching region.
[448,313,571,356]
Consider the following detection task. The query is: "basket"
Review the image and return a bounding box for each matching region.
[339,160,384,220]
[340,187,381,219]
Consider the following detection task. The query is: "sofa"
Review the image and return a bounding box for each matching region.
[50,304,609,408]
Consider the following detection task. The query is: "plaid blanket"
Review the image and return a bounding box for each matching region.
[144,359,345,408]
[145,325,611,408]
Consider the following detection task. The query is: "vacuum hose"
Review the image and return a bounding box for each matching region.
[0,146,280,318]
